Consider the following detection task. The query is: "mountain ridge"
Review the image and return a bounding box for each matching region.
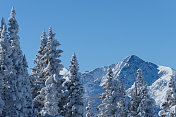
[79,55,174,115]
[60,55,174,115]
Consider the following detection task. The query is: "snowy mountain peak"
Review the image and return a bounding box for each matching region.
[112,55,159,88]
[123,55,144,64]
[81,55,175,115]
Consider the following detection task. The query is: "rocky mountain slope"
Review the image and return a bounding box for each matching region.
[80,55,175,115]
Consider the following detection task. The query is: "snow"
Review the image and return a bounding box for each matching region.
[170,105,176,115]
[60,68,69,76]
[0,7,175,116]
[50,55,176,116]
[80,55,176,115]
[149,66,174,106]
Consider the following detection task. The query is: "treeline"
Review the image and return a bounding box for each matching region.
[0,7,176,117]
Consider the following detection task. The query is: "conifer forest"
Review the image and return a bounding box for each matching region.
[0,7,176,117]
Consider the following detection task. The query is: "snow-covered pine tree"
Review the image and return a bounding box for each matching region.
[86,102,94,117]
[64,52,84,117]
[128,69,156,117]
[31,30,48,115]
[159,75,176,117]
[97,67,124,117]
[116,78,127,117]
[39,74,64,116]
[41,26,63,77]
[0,18,11,116]
[34,27,65,116]
[8,6,33,117]
[137,86,156,117]
[22,55,33,116]
[31,30,48,98]
[0,17,22,116]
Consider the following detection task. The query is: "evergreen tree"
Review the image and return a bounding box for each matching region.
[34,27,65,116]
[159,76,176,117]
[41,26,63,77]
[128,69,156,117]
[31,30,48,97]
[116,79,127,117]
[0,17,21,117]
[31,30,48,115]
[8,6,33,117]
[137,86,156,117]
[22,55,33,116]
[97,67,124,117]
[39,74,64,116]
[64,53,84,117]
[0,18,11,116]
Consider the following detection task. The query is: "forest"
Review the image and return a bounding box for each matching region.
[0,7,175,117]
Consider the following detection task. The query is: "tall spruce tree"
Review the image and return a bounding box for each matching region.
[64,53,84,117]
[0,18,11,116]
[41,26,63,77]
[39,74,64,116]
[31,30,48,115]
[8,6,33,117]
[22,55,33,116]
[159,76,176,117]
[137,86,156,117]
[34,27,65,116]
[128,69,156,117]
[116,79,127,117]
[97,67,125,117]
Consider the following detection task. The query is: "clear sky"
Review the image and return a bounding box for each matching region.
[0,0,176,72]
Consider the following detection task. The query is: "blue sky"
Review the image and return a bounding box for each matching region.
[0,0,176,72]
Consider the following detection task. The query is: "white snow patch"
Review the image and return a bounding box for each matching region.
[149,66,173,106]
